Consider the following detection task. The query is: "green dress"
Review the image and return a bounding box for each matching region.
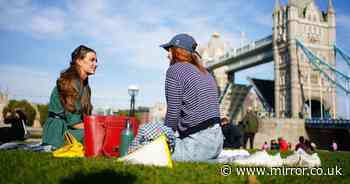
[42,81,85,148]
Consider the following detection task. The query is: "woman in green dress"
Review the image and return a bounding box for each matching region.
[42,45,98,149]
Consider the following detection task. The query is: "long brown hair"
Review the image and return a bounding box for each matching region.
[170,47,207,74]
[57,45,95,115]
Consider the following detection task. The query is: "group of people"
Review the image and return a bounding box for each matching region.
[220,108,260,150]
[41,33,223,162]
[261,138,290,152]
[294,136,317,153]
[261,136,319,153]
[19,32,339,161]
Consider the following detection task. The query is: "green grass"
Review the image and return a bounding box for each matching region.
[0,150,349,184]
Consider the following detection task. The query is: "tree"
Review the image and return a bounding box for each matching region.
[37,104,49,126]
[2,100,36,126]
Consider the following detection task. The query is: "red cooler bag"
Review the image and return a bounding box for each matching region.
[84,115,139,157]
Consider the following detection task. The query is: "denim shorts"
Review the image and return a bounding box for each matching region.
[172,124,223,162]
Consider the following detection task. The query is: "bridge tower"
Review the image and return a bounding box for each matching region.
[199,33,232,118]
[273,0,336,118]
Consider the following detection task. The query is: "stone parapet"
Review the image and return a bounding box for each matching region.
[254,118,307,149]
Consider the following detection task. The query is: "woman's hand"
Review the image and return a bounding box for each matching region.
[72,123,84,129]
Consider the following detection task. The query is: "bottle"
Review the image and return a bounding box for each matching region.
[119,118,134,157]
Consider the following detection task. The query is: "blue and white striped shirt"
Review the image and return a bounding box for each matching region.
[165,62,220,133]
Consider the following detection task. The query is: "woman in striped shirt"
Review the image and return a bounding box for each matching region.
[160,33,223,161]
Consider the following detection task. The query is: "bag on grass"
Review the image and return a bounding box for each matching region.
[53,132,84,158]
[118,135,173,168]
[84,115,139,157]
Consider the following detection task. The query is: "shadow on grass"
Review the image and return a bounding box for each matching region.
[61,169,137,184]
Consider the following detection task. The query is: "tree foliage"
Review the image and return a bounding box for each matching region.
[2,100,36,126]
[37,104,49,126]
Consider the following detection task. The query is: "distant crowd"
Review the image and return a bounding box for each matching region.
[220,109,339,152]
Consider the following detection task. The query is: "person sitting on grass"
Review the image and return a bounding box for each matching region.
[331,140,338,151]
[42,45,97,149]
[295,136,307,151]
[0,109,28,143]
[160,33,223,161]
[261,141,269,151]
[278,137,288,152]
[304,139,314,153]
[221,117,242,149]
[270,139,279,151]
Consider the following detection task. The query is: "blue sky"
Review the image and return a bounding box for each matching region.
[0,0,349,116]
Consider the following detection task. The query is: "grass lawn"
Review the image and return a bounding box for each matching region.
[0,150,348,184]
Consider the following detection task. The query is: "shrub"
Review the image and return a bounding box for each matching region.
[37,104,49,126]
[2,100,36,126]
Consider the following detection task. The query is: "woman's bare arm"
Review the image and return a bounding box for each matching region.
[72,123,84,129]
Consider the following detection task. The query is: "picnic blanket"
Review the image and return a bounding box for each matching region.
[0,141,54,152]
[0,140,321,168]
[208,149,321,168]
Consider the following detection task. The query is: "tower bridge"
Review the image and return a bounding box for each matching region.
[201,0,350,150]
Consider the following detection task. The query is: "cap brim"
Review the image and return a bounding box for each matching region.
[160,43,172,51]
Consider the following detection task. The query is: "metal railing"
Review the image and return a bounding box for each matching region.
[305,118,350,129]
[305,118,350,124]
[205,35,273,68]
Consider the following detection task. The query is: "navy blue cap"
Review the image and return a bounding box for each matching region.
[160,33,198,53]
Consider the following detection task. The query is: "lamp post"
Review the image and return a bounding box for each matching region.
[128,85,139,117]
[120,85,138,157]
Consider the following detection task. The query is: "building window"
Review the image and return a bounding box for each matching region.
[311,72,319,84]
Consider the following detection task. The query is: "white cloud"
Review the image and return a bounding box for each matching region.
[0,65,54,103]
[0,0,266,108]
[0,0,291,109]
[0,0,66,37]
[30,8,65,35]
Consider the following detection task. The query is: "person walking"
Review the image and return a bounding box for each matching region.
[242,107,259,149]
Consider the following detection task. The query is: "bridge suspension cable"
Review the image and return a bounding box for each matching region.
[296,39,350,95]
[296,40,350,119]
[335,45,350,119]
[334,44,350,66]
